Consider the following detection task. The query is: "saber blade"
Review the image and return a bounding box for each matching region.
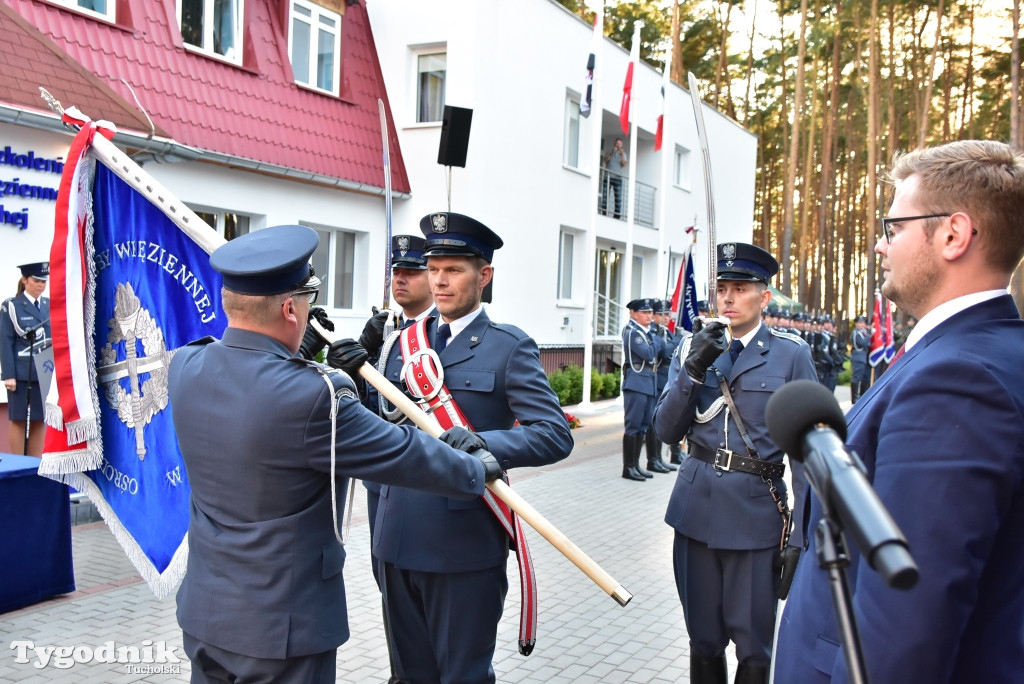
[687,72,718,316]
[379,98,394,311]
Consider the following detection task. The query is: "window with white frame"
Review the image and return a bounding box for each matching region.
[557,231,575,300]
[563,95,581,169]
[179,0,243,63]
[307,226,355,309]
[674,146,692,189]
[416,52,446,123]
[48,0,114,21]
[290,0,342,95]
[191,208,251,242]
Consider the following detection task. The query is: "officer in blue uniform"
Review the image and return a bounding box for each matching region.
[363,234,436,557]
[645,298,678,472]
[653,243,817,684]
[848,314,870,402]
[168,225,502,684]
[333,212,573,684]
[621,297,662,481]
[1,261,50,456]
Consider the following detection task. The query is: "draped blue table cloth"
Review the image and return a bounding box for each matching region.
[0,454,75,613]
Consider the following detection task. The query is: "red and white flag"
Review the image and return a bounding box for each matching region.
[619,22,641,135]
[580,10,601,118]
[869,291,885,367]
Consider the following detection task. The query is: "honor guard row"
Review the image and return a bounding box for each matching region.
[620,296,678,481]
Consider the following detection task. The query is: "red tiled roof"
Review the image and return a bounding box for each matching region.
[0,1,159,133]
[1,0,409,194]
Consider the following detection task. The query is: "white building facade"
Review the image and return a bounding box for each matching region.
[367,0,756,356]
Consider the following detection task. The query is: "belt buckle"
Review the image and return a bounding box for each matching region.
[714,448,734,472]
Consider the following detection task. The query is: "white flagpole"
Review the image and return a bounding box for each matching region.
[578,1,604,413]
[621,21,643,312]
[656,37,674,298]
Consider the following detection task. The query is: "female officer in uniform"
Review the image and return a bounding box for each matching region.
[1,262,50,456]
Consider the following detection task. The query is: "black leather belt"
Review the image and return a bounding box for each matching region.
[689,443,785,479]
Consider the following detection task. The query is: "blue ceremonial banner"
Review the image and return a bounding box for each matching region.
[679,252,699,333]
[56,160,224,596]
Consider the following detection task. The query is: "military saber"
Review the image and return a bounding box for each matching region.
[378,99,394,312]
[686,74,731,336]
[309,322,632,607]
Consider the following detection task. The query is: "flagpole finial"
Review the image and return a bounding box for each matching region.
[39,88,64,116]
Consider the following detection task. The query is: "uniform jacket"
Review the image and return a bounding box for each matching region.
[654,324,817,549]
[1,293,50,381]
[653,325,677,392]
[373,311,573,573]
[849,328,870,362]
[168,328,490,659]
[621,320,661,396]
[774,295,1024,683]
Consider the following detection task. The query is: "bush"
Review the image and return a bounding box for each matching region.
[547,365,621,406]
[837,359,851,386]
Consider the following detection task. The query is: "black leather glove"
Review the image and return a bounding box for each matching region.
[298,307,334,360]
[683,321,729,382]
[326,338,367,377]
[440,426,488,453]
[358,309,391,358]
[774,545,802,600]
[474,450,504,482]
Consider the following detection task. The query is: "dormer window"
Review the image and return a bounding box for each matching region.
[289,0,342,96]
[179,0,243,64]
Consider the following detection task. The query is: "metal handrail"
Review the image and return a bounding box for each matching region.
[598,168,657,227]
[594,291,626,339]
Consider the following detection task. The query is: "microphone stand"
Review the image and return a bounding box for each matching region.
[814,517,868,684]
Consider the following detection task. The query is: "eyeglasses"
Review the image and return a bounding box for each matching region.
[288,288,319,305]
[880,213,950,243]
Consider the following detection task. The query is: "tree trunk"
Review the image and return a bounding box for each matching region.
[867,0,880,305]
[917,0,945,147]
[671,0,685,85]
[781,0,808,298]
[1013,0,1021,150]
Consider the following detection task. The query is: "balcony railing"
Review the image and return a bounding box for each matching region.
[598,168,656,227]
[594,291,624,339]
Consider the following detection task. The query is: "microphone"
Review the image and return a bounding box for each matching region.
[766,380,918,589]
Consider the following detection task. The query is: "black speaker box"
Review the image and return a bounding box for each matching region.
[437,106,473,167]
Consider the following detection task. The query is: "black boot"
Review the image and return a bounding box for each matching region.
[621,435,646,481]
[690,653,727,684]
[633,434,653,478]
[850,380,861,404]
[733,662,769,684]
[645,431,673,473]
[669,442,683,465]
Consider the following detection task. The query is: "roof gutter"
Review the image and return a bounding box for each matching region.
[0,104,410,199]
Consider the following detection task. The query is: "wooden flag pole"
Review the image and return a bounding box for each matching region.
[312,323,632,607]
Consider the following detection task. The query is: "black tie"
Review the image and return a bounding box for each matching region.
[34,299,40,310]
[401,317,415,330]
[729,339,744,364]
[436,323,451,353]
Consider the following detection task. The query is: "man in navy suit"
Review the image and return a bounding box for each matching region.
[334,212,573,684]
[654,243,816,684]
[169,225,502,683]
[774,140,1024,683]
[1,261,50,456]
